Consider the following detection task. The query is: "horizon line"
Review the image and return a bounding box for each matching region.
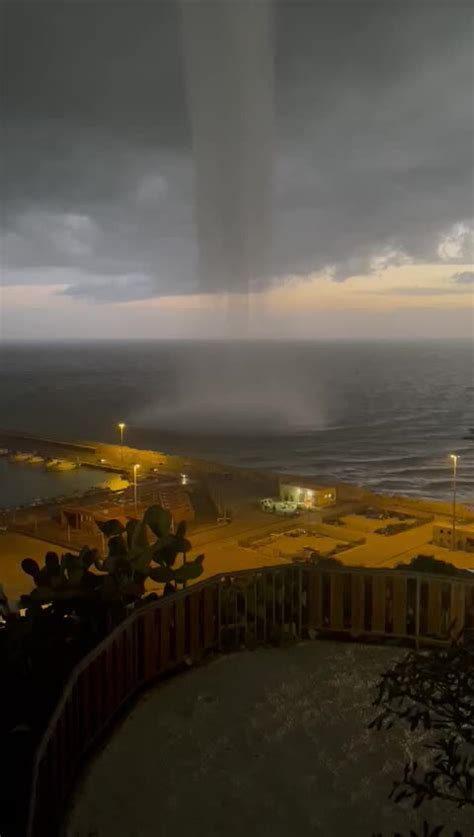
[1,336,473,344]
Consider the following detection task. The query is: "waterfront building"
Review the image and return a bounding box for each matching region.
[279,480,336,509]
[433,521,474,552]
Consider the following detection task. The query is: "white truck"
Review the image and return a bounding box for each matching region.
[260,498,298,516]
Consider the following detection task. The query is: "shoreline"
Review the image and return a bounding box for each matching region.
[0,458,117,513]
[0,427,473,522]
[1,428,473,602]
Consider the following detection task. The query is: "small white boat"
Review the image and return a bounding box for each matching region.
[9,451,32,463]
[27,454,45,464]
[46,458,78,471]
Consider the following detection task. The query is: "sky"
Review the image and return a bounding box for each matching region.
[1,0,473,340]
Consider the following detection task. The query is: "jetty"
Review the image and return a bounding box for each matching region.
[0,428,473,521]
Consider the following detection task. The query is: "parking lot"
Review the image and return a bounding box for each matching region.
[2,482,473,602]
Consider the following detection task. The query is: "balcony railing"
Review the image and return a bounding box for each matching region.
[27,564,474,836]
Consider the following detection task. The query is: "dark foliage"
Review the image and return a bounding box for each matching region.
[0,505,205,837]
[394,555,472,578]
[373,822,464,837]
[370,632,473,836]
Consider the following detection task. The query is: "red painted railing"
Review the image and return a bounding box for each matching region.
[27,564,474,836]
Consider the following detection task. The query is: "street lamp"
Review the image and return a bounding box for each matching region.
[450,454,459,550]
[133,463,140,513]
[118,422,125,465]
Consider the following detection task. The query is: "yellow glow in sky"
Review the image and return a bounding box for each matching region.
[1,260,472,340]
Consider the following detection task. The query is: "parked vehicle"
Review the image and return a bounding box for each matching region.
[28,454,45,464]
[260,498,299,515]
[275,501,298,515]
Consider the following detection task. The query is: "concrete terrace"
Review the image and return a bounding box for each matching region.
[66,641,472,837]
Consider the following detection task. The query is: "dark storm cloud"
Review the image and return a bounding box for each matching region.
[1,0,473,302]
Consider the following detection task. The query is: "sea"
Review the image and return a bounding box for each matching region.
[0,339,473,506]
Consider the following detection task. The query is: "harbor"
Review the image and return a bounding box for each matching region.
[0,427,473,604]
[0,456,114,511]
[0,430,129,512]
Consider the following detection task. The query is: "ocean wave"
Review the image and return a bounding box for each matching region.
[2,339,473,503]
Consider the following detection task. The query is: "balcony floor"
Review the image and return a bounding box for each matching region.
[66,641,469,836]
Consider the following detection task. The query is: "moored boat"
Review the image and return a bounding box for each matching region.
[46,458,78,471]
[27,454,45,464]
[9,451,32,462]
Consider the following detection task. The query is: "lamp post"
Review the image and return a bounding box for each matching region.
[450,454,458,550]
[133,463,140,514]
[118,422,125,466]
